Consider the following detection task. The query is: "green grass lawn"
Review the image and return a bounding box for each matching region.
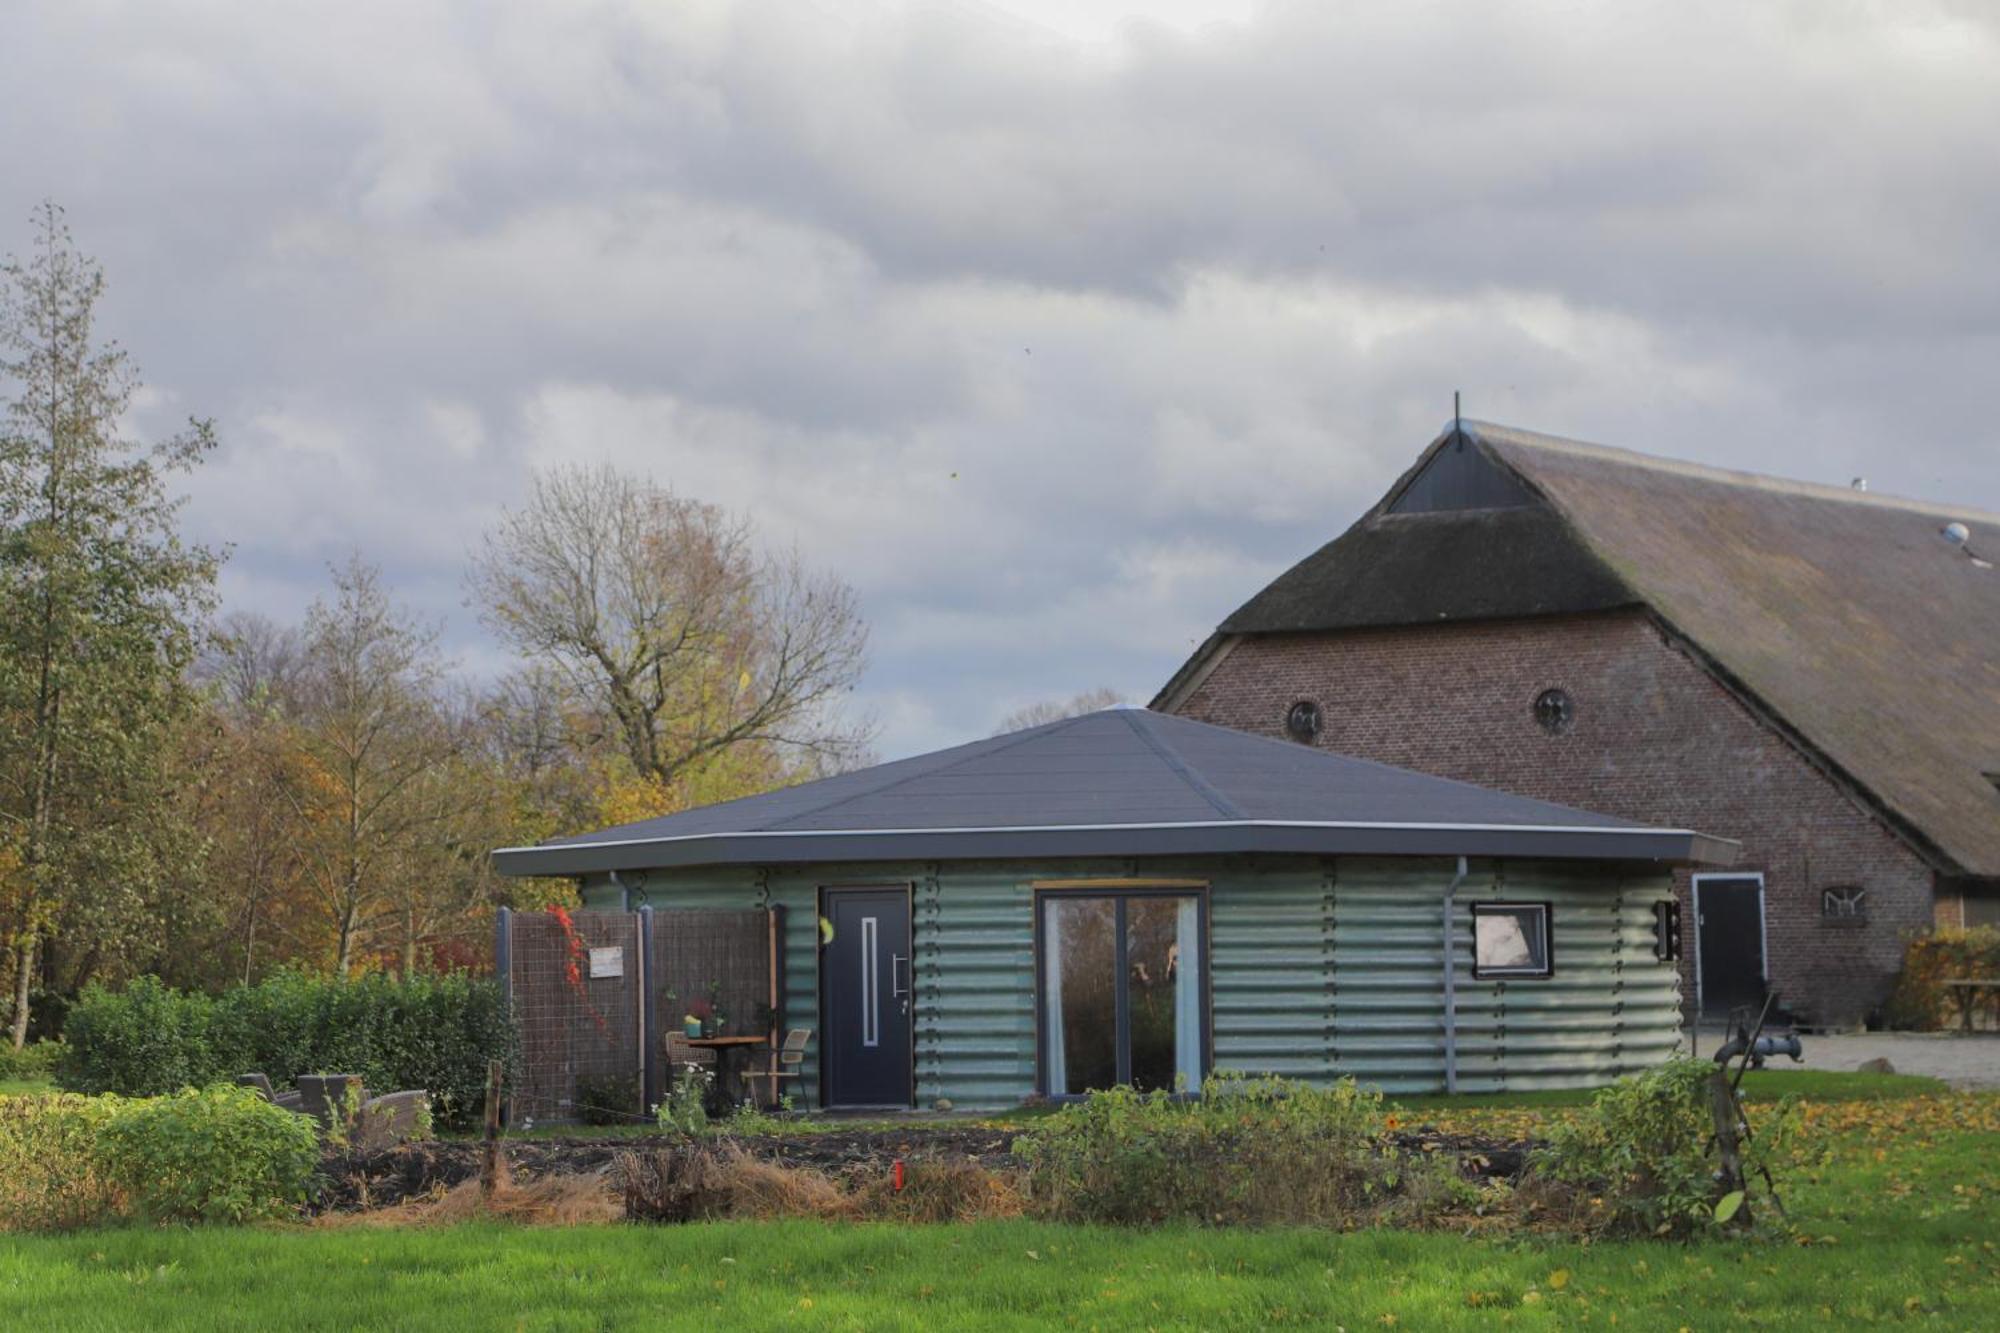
[4,1086,1997,1330]
[0,1077,53,1098]
[447,1069,1947,1141]
[1385,1067,1949,1111]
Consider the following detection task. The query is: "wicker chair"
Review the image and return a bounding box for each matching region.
[663,1031,717,1078]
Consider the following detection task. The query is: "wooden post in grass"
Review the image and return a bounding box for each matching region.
[482,1059,506,1199]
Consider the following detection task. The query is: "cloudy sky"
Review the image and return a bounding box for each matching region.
[5,0,1996,759]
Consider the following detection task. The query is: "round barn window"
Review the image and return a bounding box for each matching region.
[1533,688,1574,735]
[1284,699,1323,744]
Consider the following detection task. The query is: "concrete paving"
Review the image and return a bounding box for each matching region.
[1722,1031,2000,1091]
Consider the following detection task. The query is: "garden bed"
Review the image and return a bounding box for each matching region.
[315,1121,1534,1213]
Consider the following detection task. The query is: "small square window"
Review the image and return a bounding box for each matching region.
[1472,902,1553,979]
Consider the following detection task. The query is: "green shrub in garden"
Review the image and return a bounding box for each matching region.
[59,977,219,1096]
[1014,1073,1390,1225]
[1531,1057,1799,1238]
[1886,926,2000,1030]
[97,1085,321,1224]
[0,1039,64,1082]
[59,970,515,1129]
[0,1093,127,1230]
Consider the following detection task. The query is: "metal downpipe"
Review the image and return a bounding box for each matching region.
[1442,855,1468,1095]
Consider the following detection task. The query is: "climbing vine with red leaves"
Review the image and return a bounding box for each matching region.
[544,902,611,1038]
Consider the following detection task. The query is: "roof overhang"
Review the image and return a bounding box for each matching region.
[492,819,1738,878]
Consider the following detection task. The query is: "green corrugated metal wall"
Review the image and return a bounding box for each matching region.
[582,853,1681,1109]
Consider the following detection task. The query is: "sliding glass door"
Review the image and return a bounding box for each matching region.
[1039,890,1206,1097]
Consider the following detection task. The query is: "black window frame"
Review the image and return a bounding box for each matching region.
[1470,900,1555,980]
[1032,884,1213,1100]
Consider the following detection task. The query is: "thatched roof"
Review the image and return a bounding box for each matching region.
[1183,421,2000,879]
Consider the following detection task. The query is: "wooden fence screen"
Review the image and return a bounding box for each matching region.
[498,906,778,1124]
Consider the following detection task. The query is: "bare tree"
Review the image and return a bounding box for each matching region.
[198,611,305,715]
[994,687,1128,735]
[285,556,460,977]
[469,465,871,787]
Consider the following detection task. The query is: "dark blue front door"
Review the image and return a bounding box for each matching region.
[821,888,913,1107]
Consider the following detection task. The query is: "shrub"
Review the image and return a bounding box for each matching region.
[1013,1073,1391,1225]
[1530,1058,1797,1238]
[0,1039,63,1082]
[98,1085,321,1224]
[59,977,218,1096]
[0,1093,127,1230]
[575,1071,641,1126]
[59,970,515,1129]
[1886,927,2000,1030]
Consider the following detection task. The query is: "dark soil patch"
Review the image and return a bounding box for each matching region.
[314,1124,1537,1213]
[315,1126,1024,1212]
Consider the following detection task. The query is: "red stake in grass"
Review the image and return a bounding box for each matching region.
[892,1159,905,1193]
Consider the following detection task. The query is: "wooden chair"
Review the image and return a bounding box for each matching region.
[758,1027,811,1107]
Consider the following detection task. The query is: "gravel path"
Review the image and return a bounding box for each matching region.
[1777,1032,2000,1091]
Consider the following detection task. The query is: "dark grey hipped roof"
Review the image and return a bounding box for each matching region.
[491,708,1733,876]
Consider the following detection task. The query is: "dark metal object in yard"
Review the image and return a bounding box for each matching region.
[1706,994,1795,1226]
[1711,994,1804,1080]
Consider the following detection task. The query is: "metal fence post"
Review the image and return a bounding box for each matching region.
[638,905,657,1115]
[494,907,512,1124]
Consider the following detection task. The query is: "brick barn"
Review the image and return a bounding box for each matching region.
[1155,421,2000,1029]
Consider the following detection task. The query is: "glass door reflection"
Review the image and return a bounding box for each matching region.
[1040,892,1203,1096]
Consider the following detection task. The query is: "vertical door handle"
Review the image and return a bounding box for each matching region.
[892,953,911,1000]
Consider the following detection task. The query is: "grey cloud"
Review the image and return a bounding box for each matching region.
[3,0,1996,760]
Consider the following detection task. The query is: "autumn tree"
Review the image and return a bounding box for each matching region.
[186,614,317,985]
[468,465,872,818]
[284,557,464,977]
[0,203,218,1046]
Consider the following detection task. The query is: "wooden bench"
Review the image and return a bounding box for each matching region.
[1942,978,2000,1034]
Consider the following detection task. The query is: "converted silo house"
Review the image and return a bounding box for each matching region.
[492,709,1731,1110]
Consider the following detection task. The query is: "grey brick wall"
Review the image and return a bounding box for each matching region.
[1171,609,1937,1027]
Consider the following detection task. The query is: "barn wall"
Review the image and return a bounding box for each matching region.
[1172,611,1937,1027]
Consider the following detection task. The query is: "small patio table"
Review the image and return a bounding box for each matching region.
[683,1034,770,1105]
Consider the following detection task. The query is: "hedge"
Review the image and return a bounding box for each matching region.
[1886,927,2000,1030]
[60,971,514,1128]
[0,1040,63,1082]
[0,1093,126,1230]
[0,1087,317,1230]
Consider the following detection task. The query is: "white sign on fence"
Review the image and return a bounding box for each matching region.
[588,946,624,979]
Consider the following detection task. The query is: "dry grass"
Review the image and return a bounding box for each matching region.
[613,1144,1025,1224]
[319,1173,622,1228]
[849,1156,1027,1223]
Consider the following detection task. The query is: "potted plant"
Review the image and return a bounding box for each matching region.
[683,1013,703,1039]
